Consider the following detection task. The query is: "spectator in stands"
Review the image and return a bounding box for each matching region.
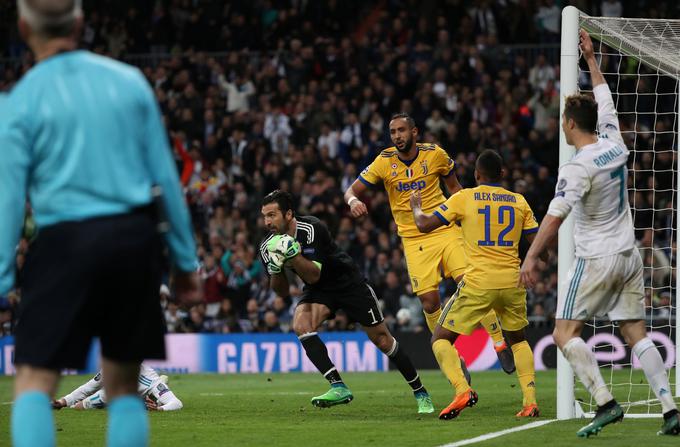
[534,0,561,42]
[7,0,674,335]
[165,301,187,334]
[395,308,422,333]
[528,281,557,320]
[262,311,283,333]
[601,0,623,17]
[213,298,243,333]
[528,54,555,93]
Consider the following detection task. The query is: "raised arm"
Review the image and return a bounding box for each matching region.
[581,29,625,147]
[580,29,605,88]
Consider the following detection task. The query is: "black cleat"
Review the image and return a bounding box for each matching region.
[576,401,624,437]
[495,342,516,374]
[460,357,472,386]
[659,410,680,435]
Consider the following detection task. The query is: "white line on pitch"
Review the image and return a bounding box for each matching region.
[205,390,391,396]
[438,419,558,447]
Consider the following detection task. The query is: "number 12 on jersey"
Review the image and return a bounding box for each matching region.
[478,205,515,247]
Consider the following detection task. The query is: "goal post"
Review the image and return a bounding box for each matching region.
[558,6,680,420]
[556,5,579,421]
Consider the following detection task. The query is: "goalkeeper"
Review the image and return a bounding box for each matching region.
[259,190,446,414]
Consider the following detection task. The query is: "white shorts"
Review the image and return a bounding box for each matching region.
[556,248,645,321]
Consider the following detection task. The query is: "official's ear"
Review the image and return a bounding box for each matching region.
[17,17,31,43]
[72,15,84,38]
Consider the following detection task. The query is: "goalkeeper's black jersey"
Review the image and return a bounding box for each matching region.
[258,215,363,293]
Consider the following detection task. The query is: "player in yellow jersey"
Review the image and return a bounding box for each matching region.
[410,149,541,420]
[344,113,515,373]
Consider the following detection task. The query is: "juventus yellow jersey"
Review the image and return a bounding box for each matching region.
[434,184,539,289]
[359,143,455,238]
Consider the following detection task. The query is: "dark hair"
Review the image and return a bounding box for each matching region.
[390,112,416,129]
[476,149,504,182]
[262,190,295,217]
[564,93,598,133]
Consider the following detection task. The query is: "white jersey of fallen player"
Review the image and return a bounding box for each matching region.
[62,363,182,411]
[547,83,635,258]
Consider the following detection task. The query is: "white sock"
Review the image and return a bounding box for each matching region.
[633,337,676,414]
[562,337,613,407]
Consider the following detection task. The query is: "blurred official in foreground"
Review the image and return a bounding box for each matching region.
[0,1,201,446]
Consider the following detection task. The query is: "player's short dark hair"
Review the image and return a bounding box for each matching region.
[564,93,598,133]
[476,149,504,182]
[262,190,295,217]
[390,112,416,129]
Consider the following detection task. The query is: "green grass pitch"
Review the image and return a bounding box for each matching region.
[1,370,678,446]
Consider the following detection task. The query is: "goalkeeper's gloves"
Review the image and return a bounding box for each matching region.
[267,234,301,261]
[267,251,286,275]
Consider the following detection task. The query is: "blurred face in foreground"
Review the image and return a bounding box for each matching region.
[389,117,417,153]
[261,203,292,235]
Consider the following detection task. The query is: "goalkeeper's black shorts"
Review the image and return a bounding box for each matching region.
[299,281,384,327]
[14,207,166,370]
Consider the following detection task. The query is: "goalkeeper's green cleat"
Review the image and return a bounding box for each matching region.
[658,411,680,435]
[576,401,623,437]
[415,392,435,414]
[311,385,353,408]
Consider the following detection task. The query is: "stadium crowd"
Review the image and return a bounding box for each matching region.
[1,0,678,336]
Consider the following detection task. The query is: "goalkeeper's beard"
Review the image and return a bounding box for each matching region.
[268,222,290,235]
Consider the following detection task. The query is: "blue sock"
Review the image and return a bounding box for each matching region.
[107,395,148,447]
[12,391,55,447]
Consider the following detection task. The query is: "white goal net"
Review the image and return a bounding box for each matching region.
[558,7,680,419]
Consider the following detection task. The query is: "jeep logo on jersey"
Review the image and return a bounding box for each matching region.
[396,180,426,192]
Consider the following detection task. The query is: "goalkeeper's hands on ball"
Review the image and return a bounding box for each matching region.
[266,251,286,275]
[266,234,301,274]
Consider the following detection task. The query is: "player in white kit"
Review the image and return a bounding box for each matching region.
[52,363,183,411]
[520,29,679,437]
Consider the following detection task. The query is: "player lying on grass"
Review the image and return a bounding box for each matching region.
[520,29,679,438]
[260,190,464,414]
[411,149,541,420]
[52,363,182,411]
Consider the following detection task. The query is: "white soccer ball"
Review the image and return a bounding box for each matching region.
[268,250,286,267]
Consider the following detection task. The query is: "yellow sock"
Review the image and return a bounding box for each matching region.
[479,309,504,347]
[432,339,471,395]
[423,308,442,333]
[511,341,537,406]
